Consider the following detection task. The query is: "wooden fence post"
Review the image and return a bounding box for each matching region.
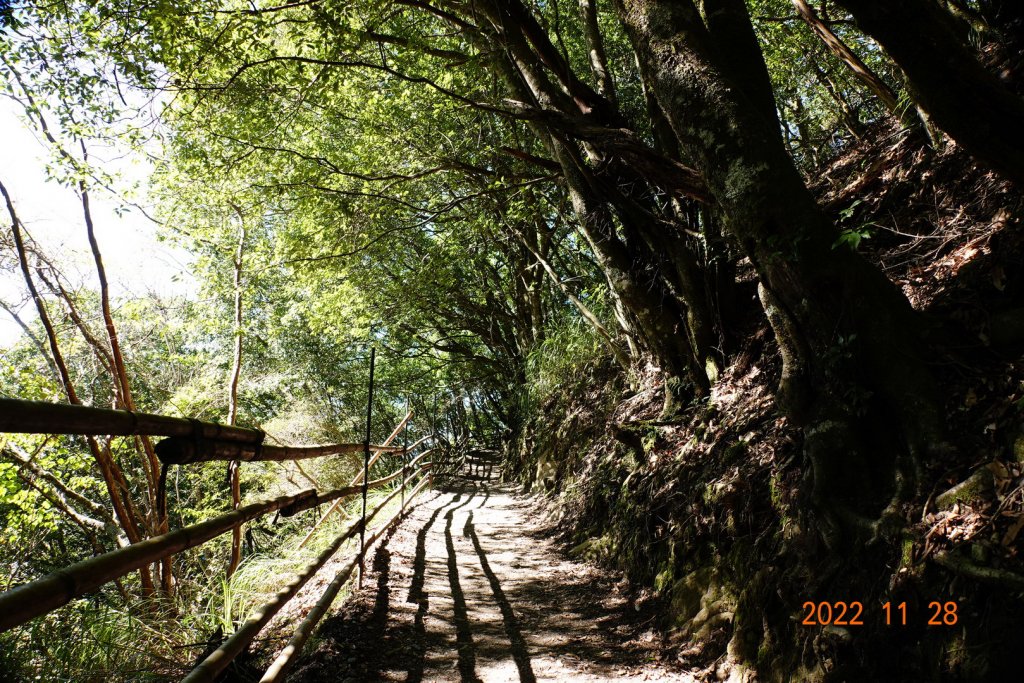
[401,397,409,511]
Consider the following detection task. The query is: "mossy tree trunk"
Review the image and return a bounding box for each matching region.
[614,0,947,521]
[465,1,714,412]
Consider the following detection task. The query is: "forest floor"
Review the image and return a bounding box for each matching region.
[286,477,695,683]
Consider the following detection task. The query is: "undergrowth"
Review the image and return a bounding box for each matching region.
[0,464,416,682]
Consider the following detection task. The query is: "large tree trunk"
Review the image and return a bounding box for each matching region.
[464,3,711,410]
[835,0,1024,185]
[614,0,946,518]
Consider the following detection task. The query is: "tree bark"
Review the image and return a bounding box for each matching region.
[226,214,246,578]
[464,7,711,409]
[579,0,617,104]
[701,0,782,131]
[553,141,710,414]
[78,161,172,595]
[615,0,947,515]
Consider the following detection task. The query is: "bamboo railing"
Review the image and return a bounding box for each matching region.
[0,393,436,678]
[181,466,433,683]
[0,397,406,464]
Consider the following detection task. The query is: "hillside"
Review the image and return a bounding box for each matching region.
[517,125,1024,681]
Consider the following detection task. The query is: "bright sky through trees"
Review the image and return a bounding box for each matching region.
[0,98,195,347]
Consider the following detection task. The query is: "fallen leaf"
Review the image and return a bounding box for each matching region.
[1003,516,1024,547]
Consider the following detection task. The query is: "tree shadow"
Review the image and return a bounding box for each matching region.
[463,510,536,683]
[445,507,481,683]
[404,488,476,683]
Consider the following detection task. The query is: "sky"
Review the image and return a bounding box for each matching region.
[0,97,196,348]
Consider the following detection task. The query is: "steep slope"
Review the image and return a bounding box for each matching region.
[515,126,1024,682]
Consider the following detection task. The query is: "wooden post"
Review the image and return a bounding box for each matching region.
[295,415,418,549]
[358,347,375,589]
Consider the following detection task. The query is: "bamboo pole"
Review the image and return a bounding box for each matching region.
[0,398,405,464]
[0,490,304,633]
[350,435,429,486]
[0,463,422,633]
[297,445,433,550]
[0,397,263,442]
[401,399,409,512]
[183,464,430,683]
[296,408,431,549]
[258,475,433,683]
[154,439,404,465]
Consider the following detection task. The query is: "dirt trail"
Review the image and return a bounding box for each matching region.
[289,479,695,682]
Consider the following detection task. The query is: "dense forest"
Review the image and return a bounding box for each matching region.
[2,0,1024,680]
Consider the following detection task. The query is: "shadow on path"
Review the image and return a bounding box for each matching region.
[405,488,477,683]
[463,511,536,683]
[445,507,481,683]
[288,480,693,682]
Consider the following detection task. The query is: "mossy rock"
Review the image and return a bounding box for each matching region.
[669,566,715,626]
[568,533,617,562]
[1013,431,1024,464]
[667,566,737,640]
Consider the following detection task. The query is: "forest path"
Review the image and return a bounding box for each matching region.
[289,479,696,682]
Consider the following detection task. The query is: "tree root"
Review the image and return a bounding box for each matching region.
[931,551,1024,591]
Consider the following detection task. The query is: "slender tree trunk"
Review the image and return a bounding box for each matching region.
[579,0,617,103]
[35,268,115,376]
[2,179,156,596]
[554,141,710,414]
[226,217,246,578]
[77,160,172,595]
[3,443,124,546]
[3,65,166,584]
[792,0,916,126]
[517,226,632,371]
[835,0,1024,185]
[807,60,865,139]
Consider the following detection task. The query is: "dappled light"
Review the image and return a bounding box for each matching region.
[3,0,1024,681]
